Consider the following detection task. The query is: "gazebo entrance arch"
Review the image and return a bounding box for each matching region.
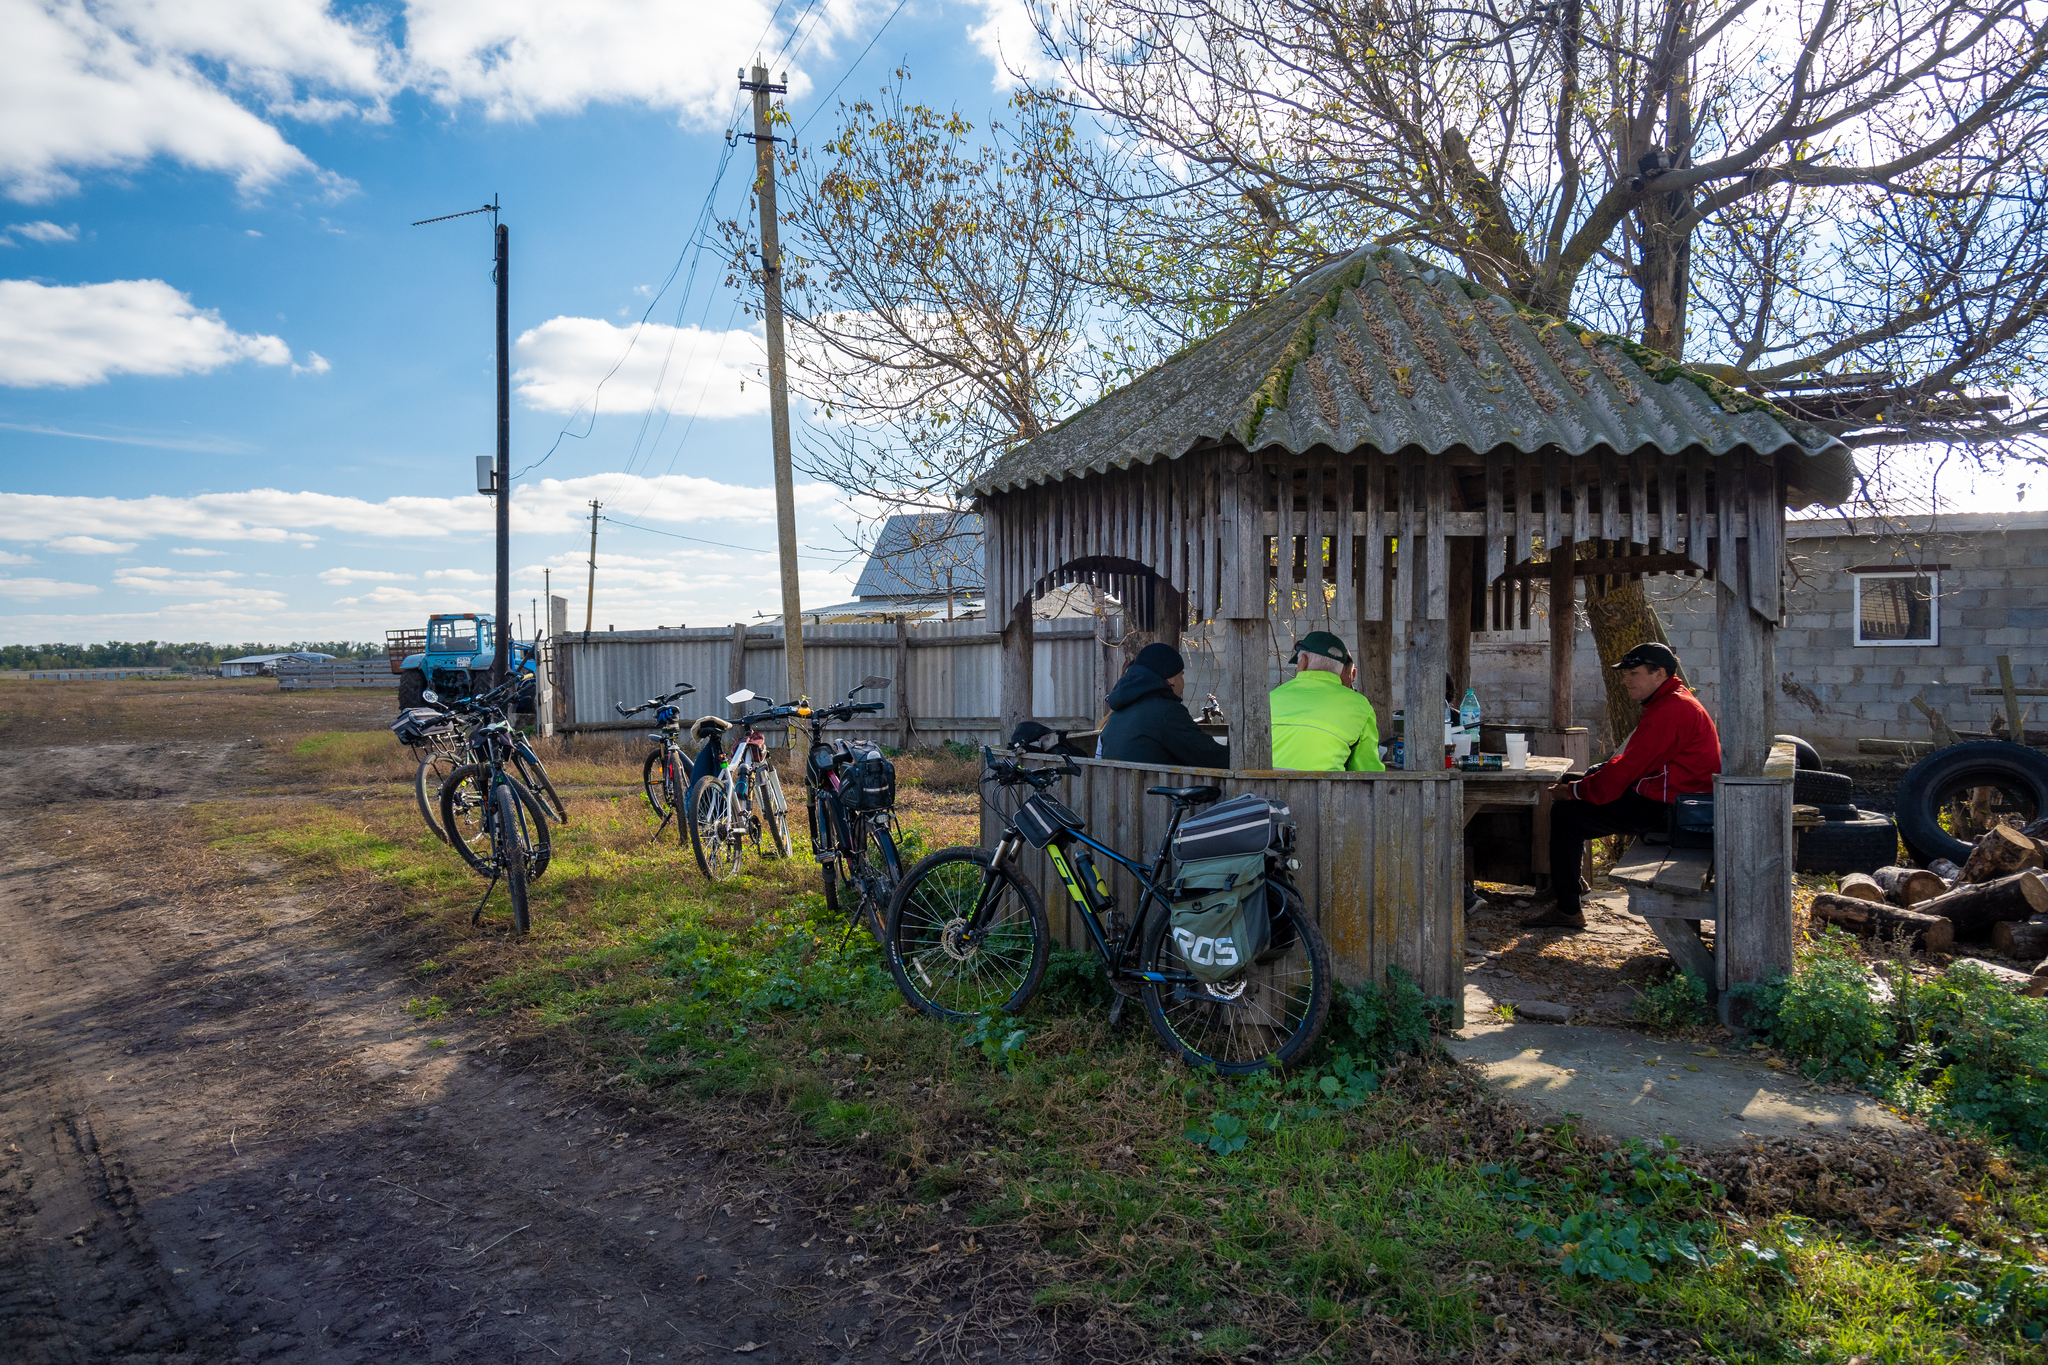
[976,247,1853,1020]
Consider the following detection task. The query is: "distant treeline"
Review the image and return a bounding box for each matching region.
[0,641,382,670]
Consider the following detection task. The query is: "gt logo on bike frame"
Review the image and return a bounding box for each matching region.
[1171,928,1241,968]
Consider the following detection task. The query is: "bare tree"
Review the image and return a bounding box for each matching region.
[725,74,1096,561]
[1032,0,2048,450]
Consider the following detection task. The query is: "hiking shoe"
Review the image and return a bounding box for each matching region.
[1518,907,1587,931]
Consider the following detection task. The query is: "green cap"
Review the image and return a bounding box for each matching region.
[1291,630,1352,665]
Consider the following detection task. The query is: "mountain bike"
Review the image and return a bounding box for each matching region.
[434,676,555,933]
[792,676,902,940]
[882,749,1332,1074]
[686,691,793,879]
[614,682,697,838]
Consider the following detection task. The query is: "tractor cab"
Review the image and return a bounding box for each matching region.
[397,612,532,710]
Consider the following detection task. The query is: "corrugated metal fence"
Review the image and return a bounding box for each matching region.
[556,618,1116,747]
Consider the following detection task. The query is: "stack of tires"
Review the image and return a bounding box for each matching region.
[1780,734,1902,875]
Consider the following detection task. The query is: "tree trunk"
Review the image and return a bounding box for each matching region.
[1960,825,2046,883]
[1914,870,2048,941]
[1874,865,1948,906]
[1583,545,1678,750]
[1991,917,2048,958]
[1808,893,1954,953]
[1929,858,1965,884]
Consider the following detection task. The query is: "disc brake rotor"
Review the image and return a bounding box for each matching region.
[938,918,978,962]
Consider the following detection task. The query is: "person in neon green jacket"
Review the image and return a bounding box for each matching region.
[1269,631,1385,771]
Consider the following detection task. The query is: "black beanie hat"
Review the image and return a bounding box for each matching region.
[1133,642,1185,678]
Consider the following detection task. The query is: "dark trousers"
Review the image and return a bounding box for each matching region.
[1549,791,1670,915]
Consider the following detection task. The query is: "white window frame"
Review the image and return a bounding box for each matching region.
[1851,569,1940,647]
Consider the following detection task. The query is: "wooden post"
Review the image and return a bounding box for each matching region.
[1549,536,1576,730]
[1448,535,1474,705]
[895,614,913,751]
[727,621,749,716]
[999,597,1034,745]
[1223,619,1271,768]
[1716,548,1774,776]
[1404,501,1449,772]
[547,594,569,734]
[2000,654,2026,744]
[1357,551,1394,731]
[1716,773,1794,1029]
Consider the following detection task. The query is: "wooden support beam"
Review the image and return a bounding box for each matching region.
[998,597,1033,744]
[1716,774,1794,1028]
[1500,552,1700,581]
[1549,537,1576,732]
[1224,618,1270,769]
[727,621,749,715]
[895,614,912,750]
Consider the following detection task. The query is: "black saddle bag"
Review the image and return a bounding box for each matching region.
[1668,793,1714,849]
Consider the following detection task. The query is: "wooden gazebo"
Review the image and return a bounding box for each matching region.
[973,247,1854,1019]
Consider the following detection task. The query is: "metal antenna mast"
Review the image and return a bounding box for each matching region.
[412,196,512,688]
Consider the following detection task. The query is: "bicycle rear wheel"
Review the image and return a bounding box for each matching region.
[1139,879,1331,1075]
[754,766,792,858]
[512,743,570,825]
[492,783,531,935]
[642,749,671,820]
[884,847,1048,1021]
[689,775,743,880]
[441,765,554,882]
[414,751,458,843]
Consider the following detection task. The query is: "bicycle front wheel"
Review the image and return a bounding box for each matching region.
[689,775,743,880]
[884,847,1048,1022]
[642,749,672,820]
[492,783,531,935]
[512,744,569,825]
[1139,879,1331,1075]
[755,767,792,858]
[414,751,458,843]
[441,765,554,882]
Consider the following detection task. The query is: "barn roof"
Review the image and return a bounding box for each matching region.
[851,513,985,599]
[972,246,1854,508]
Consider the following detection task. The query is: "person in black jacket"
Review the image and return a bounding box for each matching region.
[1097,643,1230,769]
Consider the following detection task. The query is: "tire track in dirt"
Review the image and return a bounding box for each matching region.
[0,744,987,1364]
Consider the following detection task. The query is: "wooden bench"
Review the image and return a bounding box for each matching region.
[1610,841,1716,990]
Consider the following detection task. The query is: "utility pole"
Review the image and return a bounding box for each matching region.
[493,218,510,687]
[583,500,601,640]
[743,60,807,707]
[411,197,511,686]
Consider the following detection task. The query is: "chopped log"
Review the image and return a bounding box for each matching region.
[1808,892,1955,953]
[1873,865,1947,906]
[1929,858,1965,884]
[1990,917,2048,958]
[1837,873,1886,902]
[1956,957,2038,992]
[1960,825,2046,884]
[1914,870,2048,941]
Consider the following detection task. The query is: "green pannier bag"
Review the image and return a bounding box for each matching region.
[1167,851,1271,983]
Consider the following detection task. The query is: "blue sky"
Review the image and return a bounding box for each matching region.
[0,0,1045,645]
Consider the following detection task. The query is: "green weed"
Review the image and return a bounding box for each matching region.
[1633,967,1712,1029]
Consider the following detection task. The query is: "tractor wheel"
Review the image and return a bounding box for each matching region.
[399,668,427,709]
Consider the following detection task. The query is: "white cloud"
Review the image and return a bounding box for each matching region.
[170,546,227,555]
[113,565,257,595]
[45,534,136,553]
[246,229,262,236]
[0,0,360,203]
[318,566,412,583]
[0,279,291,387]
[4,219,78,243]
[967,0,1059,85]
[513,316,767,420]
[0,575,98,599]
[292,350,330,377]
[332,583,485,611]
[0,549,34,564]
[425,567,486,581]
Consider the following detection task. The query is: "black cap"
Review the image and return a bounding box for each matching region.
[1612,642,1680,674]
[1290,630,1353,665]
[1133,642,1185,678]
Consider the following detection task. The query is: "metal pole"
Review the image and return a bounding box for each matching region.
[492,221,511,688]
[583,500,601,639]
[748,61,807,708]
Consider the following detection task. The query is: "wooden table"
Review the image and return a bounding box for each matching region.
[1460,754,1573,827]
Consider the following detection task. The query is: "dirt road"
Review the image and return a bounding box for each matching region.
[0,737,977,1364]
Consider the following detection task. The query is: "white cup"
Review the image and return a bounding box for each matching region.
[1505,734,1529,770]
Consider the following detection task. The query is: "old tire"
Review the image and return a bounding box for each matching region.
[1796,811,1899,875]
[1792,768,1853,806]
[1895,740,2048,865]
[399,668,426,710]
[1775,734,1823,770]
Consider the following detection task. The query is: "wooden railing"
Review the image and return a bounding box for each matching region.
[983,757,1466,1020]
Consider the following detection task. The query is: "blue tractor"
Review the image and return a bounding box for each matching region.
[395,613,536,711]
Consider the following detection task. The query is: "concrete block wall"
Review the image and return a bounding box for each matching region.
[1470,513,2048,759]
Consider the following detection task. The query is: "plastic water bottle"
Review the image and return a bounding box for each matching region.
[1460,687,1481,742]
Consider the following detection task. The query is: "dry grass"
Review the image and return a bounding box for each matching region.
[0,676,396,747]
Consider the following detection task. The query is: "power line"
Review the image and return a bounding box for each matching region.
[598,514,843,563]
[796,0,912,138]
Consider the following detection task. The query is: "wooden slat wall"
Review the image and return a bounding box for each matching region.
[982,758,1466,1011]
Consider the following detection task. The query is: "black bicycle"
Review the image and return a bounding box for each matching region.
[796,677,902,939]
[882,749,1332,1074]
[615,683,697,838]
[435,676,555,933]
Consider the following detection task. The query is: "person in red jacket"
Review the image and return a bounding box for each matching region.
[1522,642,1723,930]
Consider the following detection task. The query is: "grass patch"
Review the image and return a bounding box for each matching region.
[201,730,2048,1361]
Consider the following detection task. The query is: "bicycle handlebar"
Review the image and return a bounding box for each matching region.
[614,682,696,718]
[982,745,1079,788]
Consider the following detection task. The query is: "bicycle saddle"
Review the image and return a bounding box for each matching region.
[1147,785,1222,804]
[691,715,734,740]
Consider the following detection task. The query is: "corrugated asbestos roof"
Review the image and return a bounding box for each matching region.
[972,246,1854,508]
[852,512,985,598]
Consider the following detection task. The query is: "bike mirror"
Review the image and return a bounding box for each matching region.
[851,675,892,694]
[725,689,755,705]
[421,689,439,705]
